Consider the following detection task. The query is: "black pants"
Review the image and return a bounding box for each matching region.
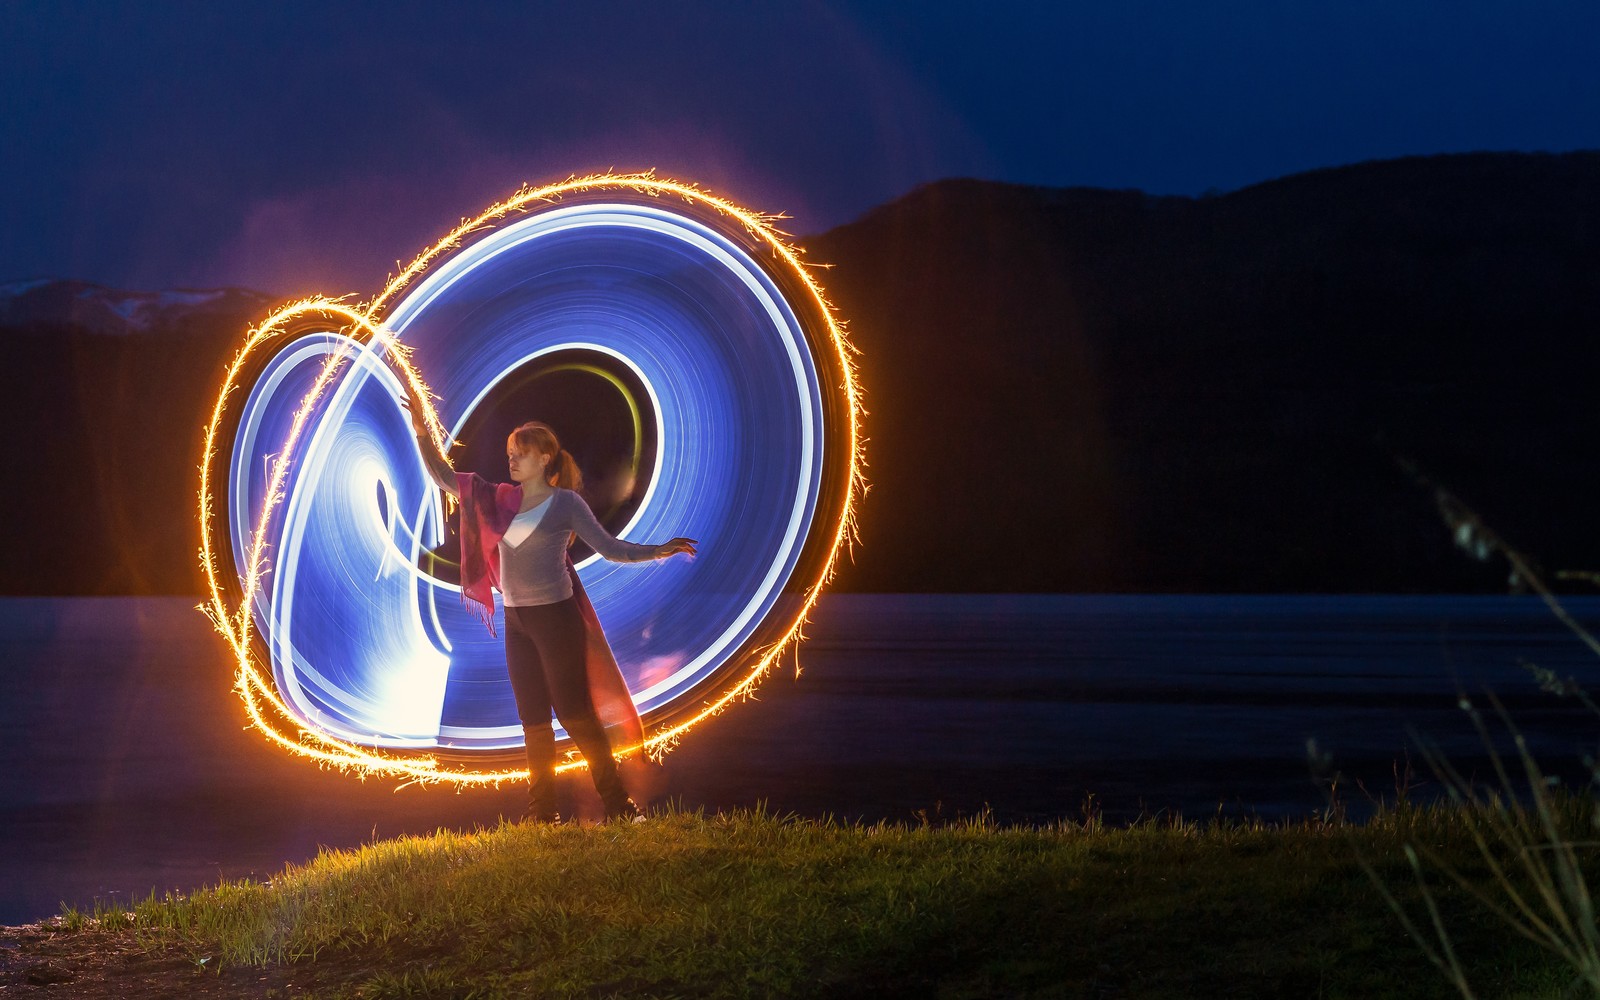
[504,598,627,816]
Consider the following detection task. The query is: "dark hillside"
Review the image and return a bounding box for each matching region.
[811,152,1600,592]
[2,152,1596,594]
[0,285,271,595]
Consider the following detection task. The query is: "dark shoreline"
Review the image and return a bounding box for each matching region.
[6,593,1600,926]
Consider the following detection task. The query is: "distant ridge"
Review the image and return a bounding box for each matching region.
[0,280,272,337]
[2,151,1597,595]
[0,281,274,596]
[807,150,1600,593]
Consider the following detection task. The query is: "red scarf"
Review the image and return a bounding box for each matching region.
[455,472,644,757]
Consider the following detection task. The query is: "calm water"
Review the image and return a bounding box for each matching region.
[2,593,1599,925]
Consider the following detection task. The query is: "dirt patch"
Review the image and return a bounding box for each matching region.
[0,920,366,998]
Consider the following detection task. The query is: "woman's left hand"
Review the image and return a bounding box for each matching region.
[657,538,698,559]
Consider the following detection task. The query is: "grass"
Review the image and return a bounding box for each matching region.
[1372,464,1600,998]
[38,802,1587,999]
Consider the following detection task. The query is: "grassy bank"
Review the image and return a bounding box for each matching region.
[7,804,1584,999]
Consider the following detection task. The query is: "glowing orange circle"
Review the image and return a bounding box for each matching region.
[196,172,865,786]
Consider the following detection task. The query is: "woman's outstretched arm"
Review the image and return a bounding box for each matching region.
[566,492,698,563]
[401,393,460,500]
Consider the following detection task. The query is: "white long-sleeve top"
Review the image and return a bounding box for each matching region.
[498,488,658,606]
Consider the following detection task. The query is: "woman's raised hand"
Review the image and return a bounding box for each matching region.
[399,391,460,498]
[400,392,432,441]
[656,537,698,559]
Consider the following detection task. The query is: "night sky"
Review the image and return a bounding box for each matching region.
[3,1,1597,297]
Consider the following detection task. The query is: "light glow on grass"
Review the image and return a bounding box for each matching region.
[54,806,1579,997]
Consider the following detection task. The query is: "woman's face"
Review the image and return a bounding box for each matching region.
[506,443,548,485]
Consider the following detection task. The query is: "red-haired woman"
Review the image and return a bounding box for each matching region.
[406,402,696,822]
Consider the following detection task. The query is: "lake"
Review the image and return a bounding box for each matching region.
[2,593,1598,925]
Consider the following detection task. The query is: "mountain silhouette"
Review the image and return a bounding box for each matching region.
[808,151,1600,593]
[2,152,1596,595]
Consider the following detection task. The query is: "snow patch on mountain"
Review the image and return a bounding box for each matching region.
[1,280,274,335]
[0,278,55,298]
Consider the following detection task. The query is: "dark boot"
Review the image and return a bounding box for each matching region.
[523,723,559,822]
[562,715,633,818]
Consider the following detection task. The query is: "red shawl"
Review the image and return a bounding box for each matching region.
[455,472,644,757]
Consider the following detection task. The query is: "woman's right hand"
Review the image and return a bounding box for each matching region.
[400,391,460,498]
[656,537,698,559]
[401,392,431,441]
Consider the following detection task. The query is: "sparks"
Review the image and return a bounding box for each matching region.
[197,172,866,786]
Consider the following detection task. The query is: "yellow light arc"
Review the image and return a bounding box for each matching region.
[537,361,647,480]
[196,171,867,787]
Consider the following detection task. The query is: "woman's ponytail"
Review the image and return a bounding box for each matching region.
[550,448,583,491]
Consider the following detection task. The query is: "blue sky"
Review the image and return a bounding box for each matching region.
[3,1,1596,295]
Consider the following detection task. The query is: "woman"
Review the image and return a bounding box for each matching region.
[405,399,696,822]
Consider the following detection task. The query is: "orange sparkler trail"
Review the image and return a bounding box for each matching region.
[197,172,866,786]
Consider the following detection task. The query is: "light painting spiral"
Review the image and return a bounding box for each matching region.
[197,174,864,784]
